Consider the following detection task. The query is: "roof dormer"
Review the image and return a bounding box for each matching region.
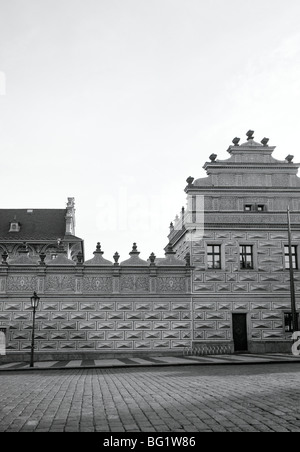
[8,217,21,233]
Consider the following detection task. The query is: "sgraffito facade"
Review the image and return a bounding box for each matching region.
[168,131,300,354]
[1,132,300,359]
[0,244,192,359]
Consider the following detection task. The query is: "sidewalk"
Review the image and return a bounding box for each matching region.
[0,352,299,372]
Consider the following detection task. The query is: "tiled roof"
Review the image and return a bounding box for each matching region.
[0,209,81,242]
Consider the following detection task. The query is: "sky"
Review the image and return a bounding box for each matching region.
[1,0,300,262]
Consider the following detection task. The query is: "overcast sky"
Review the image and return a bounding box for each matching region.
[1,0,300,262]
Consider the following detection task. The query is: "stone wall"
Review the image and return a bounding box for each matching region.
[0,262,192,358]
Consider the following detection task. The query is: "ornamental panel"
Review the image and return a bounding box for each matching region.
[7,276,37,292]
[116,341,133,349]
[135,341,151,349]
[126,331,142,340]
[79,302,97,311]
[153,302,170,311]
[83,277,112,293]
[117,302,133,311]
[96,341,114,349]
[144,331,161,339]
[115,322,132,330]
[157,277,186,292]
[163,331,180,339]
[87,332,105,340]
[153,341,170,348]
[153,322,170,330]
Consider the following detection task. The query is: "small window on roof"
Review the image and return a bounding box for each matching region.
[257,205,265,211]
[9,220,20,232]
[244,205,252,211]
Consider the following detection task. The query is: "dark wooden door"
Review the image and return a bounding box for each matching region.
[232,314,248,352]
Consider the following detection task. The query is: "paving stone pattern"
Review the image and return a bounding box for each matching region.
[0,363,300,432]
[0,353,299,371]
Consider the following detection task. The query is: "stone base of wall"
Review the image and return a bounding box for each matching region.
[190,341,294,355]
[190,341,234,355]
[248,341,293,354]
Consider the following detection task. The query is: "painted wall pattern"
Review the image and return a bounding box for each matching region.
[0,265,192,354]
[187,229,300,351]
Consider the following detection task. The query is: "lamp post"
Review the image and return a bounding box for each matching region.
[287,207,298,333]
[30,291,40,368]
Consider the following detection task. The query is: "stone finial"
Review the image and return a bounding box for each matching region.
[261,137,269,146]
[94,242,104,255]
[130,243,140,255]
[169,222,174,232]
[67,197,75,207]
[246,130,254,141]
[186,176,194,186]
[184,252,191,267]
[113,252,120,265]
[2,251,8,265]
[149,252,156,265]
[232,137,240,146]
[165,243,176,255]
[209,153,217,162]
[286,155,294,163]
[77,252,83,264]
[39,252,46,266]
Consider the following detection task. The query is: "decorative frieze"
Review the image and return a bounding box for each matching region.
[46,275,75,292]
[83,277,112,293]
[157,277,186,292]
[7,276,37,292]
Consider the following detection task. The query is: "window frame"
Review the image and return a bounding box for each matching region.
[284,244,298,270]
[239,244,254,270]
[206,244,222,270]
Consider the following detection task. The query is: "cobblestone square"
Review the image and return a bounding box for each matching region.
[0,363,300,432]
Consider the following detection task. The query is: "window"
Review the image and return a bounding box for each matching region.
[244,205,252,211]
[284,312,299,333]
[284,245,298,270]
[240,245,254,269]
[207,245,221,269]
[8,221,20,232]
[257,205,265,211]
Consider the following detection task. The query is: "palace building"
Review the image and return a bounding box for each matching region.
[168,130,300,354]
[0,131,299,360]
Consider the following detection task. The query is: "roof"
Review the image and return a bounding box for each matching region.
[0,209,82,242]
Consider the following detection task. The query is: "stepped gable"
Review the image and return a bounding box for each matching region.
[192,130,300,188]
[84,243,112,266]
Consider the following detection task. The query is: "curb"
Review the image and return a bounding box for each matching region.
[0,357,300,372]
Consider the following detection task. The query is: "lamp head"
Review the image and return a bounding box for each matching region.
[30,291,40,309]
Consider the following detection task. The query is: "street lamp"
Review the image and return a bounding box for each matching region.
[30,291,40,368]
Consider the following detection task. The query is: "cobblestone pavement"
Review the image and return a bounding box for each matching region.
[0,363,300,432]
